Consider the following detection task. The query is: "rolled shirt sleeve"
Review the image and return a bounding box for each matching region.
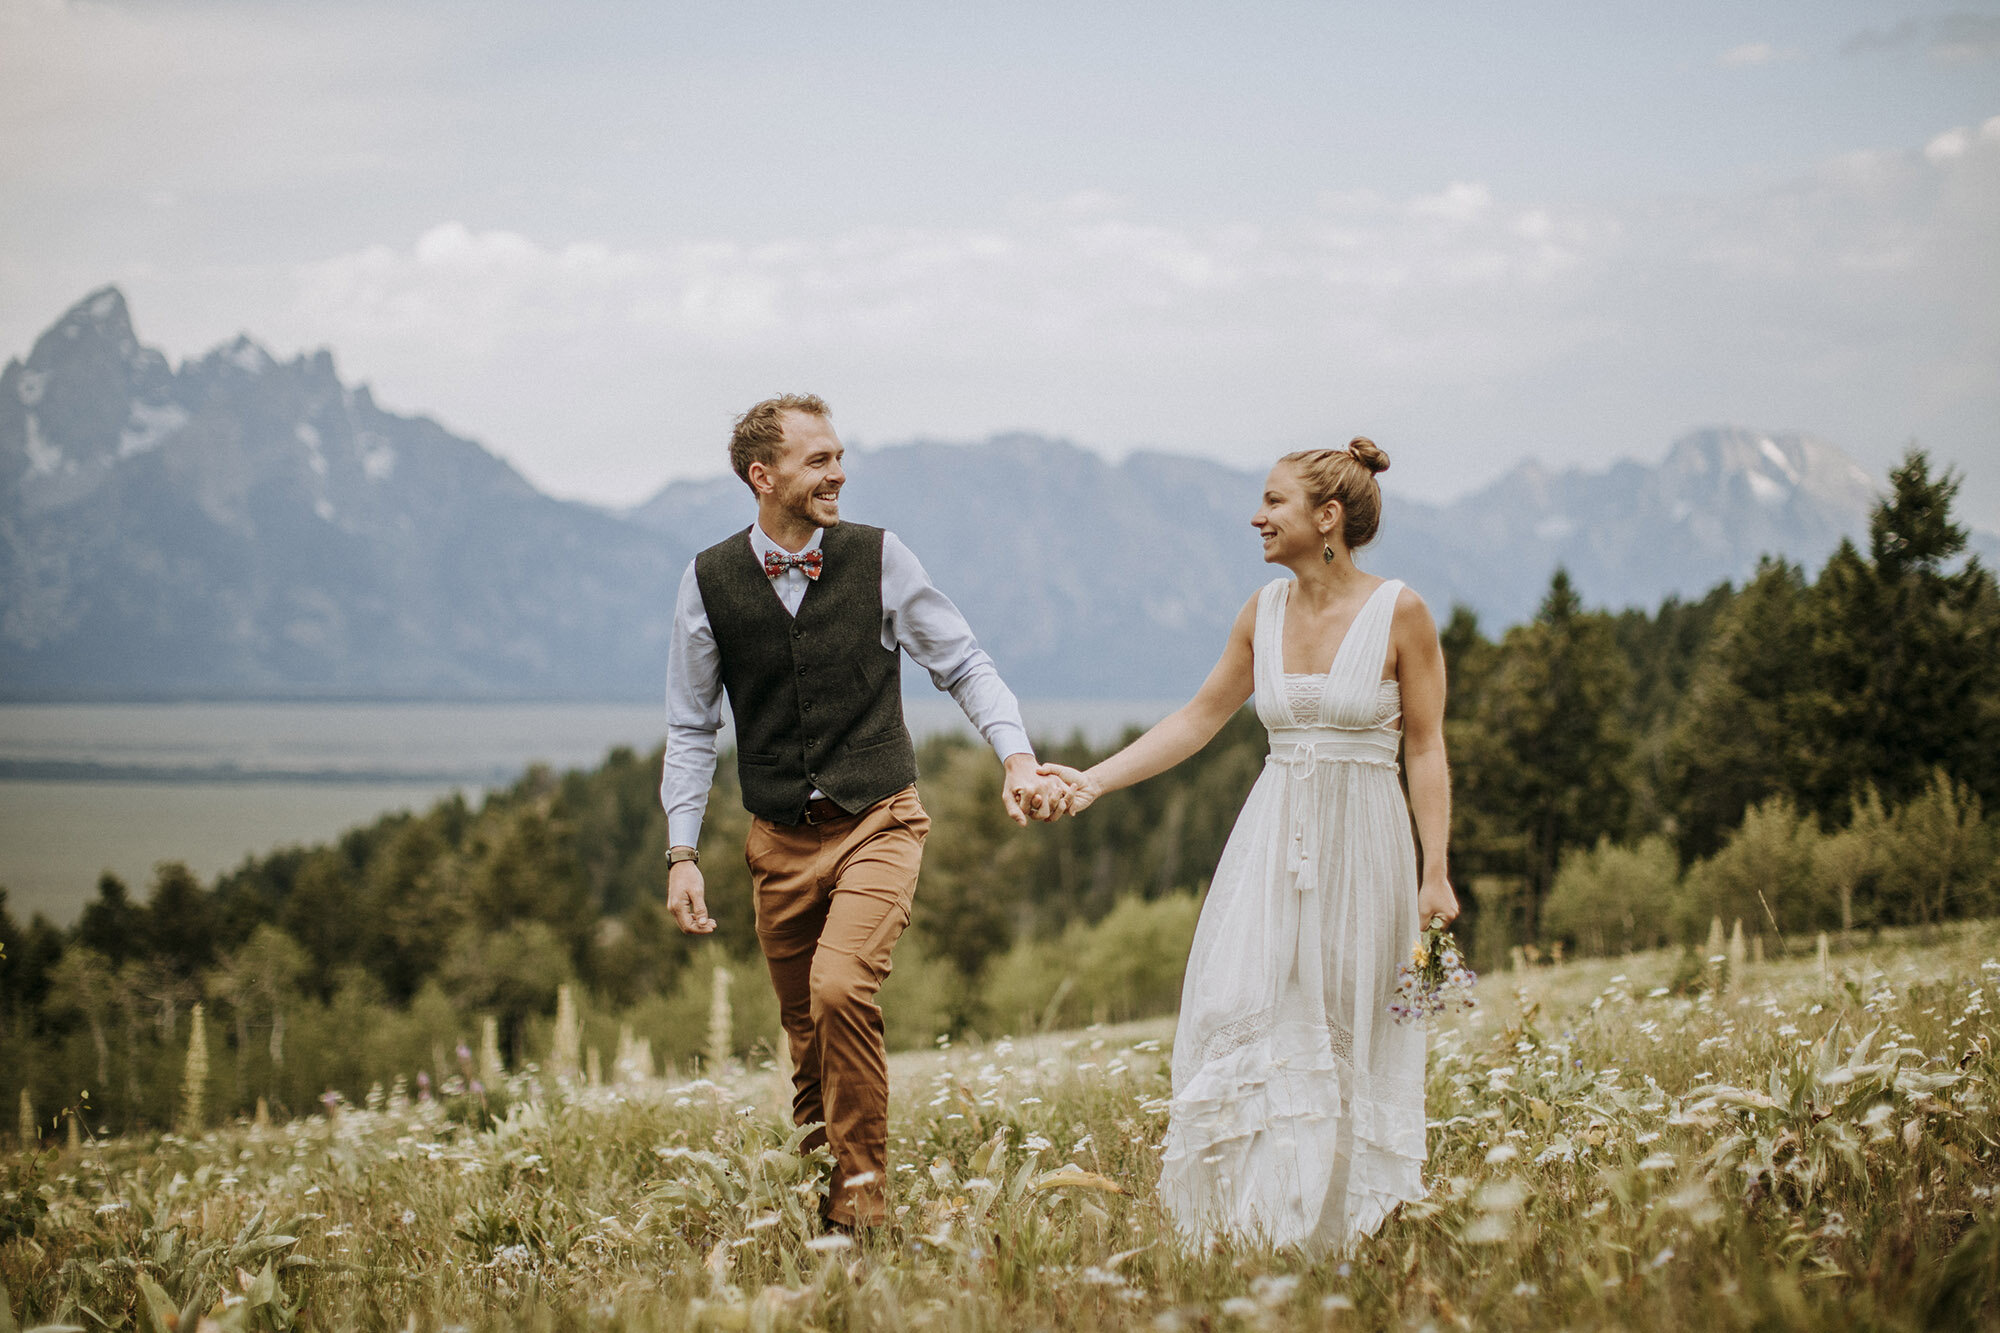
[661,529,1035,848]
[660,561,724,848]
[880,531,1034,764]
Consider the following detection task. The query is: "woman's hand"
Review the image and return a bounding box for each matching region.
[1416,875,1460,929]
[1037,762,1102,816]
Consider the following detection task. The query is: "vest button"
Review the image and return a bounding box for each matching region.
[806,737,817,747]
[802,702,812,712]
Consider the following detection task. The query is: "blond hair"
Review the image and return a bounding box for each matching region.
[1280,436,1390,550]
[729,394,830,487]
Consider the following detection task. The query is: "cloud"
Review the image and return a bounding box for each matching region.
[1842,18,1924,55]
[2,1,1989,519]
[1843,13,2000,64]
[0,0,446,189]
[253,120,1999,515]
[1932,13,2000,65]
[294,186,1604,379]
[270,184,1625,500]
[1409,182,1494,222]
[1718,42,1778,67]
[1926,127,1973,163]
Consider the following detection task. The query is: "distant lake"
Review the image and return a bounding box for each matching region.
[0,698,1175,925]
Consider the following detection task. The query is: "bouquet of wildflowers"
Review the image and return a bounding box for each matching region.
[1390,916,1477,1023]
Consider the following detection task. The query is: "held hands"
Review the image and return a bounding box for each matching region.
[1035,762,1103,817]
[666,858,716,935]
[1002,753,1072,825]
[1416,875,1460,929]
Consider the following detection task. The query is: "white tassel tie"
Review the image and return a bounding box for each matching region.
[1266,728,1399,897]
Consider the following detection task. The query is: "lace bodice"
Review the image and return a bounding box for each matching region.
[1281,673,1402,730]
[1257,579,1405,736]
[1280,673,1323,726]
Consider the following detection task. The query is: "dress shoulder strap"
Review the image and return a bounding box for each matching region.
[1324,579,1404,701]
[1251,578,1291,731]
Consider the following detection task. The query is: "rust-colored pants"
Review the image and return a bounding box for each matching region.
[748,785,928,1226]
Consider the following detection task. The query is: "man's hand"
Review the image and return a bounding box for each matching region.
[1036,762,1101,816]
[1001,753,1069,825]
[667,857,716,935]
[1416,875,1460,929]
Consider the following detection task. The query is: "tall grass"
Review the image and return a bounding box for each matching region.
[3,922,1997,1330]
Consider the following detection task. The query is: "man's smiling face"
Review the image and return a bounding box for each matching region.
[761,410,846,530]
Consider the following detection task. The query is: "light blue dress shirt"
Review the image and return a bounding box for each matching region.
[660,522,1035,846]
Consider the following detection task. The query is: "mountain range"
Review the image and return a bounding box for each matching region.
[3,287,1979,701]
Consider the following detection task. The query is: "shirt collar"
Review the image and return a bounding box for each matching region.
[749,521,825,567]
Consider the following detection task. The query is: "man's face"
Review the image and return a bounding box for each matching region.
[756,411,846,529]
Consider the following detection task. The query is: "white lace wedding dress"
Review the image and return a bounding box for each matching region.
[1158,576,1427,1250]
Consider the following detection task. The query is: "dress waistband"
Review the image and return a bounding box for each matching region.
[1266,725,1400,770]
[1267,726,1398,897]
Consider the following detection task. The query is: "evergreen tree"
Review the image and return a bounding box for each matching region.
[75,873,144,967]
[146,861,216,980]
[1456,569,1633,940]
[358,815,460,1003]
[1883,769,1993,932]
[1665,560,1816,859]
[1805,450,2000,814]
[1434,605,1495,953]
[0,899,61,1039]
[1438,604,1492,718]
[1615,583,1735,734]
[1615,583,1735,836]
[279,851,362,999]
[910,743,1034,1016]
[466,785,595,969]
[45,947,115,1090]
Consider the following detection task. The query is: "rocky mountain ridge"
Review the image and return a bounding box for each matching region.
[1,288,670,699]
[2,287,1969,700]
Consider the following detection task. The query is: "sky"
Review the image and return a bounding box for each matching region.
[2,0,1997,527]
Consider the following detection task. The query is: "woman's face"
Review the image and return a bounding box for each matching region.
[1252,462,1336,566]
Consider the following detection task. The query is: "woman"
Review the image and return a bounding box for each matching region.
[1041,438,1457,1250]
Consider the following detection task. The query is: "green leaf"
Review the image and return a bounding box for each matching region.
[133,1277,176,1333]
[231,1235,297,1264]
[968,1129,1008,1177]
[150,1229,181,1267]
[1006,1155,1037,1204]
[231,1205,267,1249]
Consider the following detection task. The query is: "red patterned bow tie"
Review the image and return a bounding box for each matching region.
[763,548,823,580]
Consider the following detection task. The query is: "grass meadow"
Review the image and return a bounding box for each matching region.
[5,923,1999,1332]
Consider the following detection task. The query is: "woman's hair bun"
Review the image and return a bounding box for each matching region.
[1346,436,1389,475]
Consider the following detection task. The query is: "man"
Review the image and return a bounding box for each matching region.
[660,393,1066,1231]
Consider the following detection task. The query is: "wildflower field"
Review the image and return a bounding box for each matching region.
[5,924,1999,1333]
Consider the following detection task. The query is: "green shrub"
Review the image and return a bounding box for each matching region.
[1543,835,1679,956]
[878,935,961,1051]
[1681,795,1827,940]
[1811,787,1890,936]
[980,891,1201,1033]
[1881,768,1994,929]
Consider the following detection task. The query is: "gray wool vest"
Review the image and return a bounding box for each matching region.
[694,523,918,824]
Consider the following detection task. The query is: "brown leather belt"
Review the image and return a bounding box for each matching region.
[801,797,853,825]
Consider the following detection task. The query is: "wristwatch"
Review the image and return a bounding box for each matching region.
[666,846,701,866]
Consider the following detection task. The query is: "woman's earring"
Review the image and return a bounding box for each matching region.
[1322,538,1335,564]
